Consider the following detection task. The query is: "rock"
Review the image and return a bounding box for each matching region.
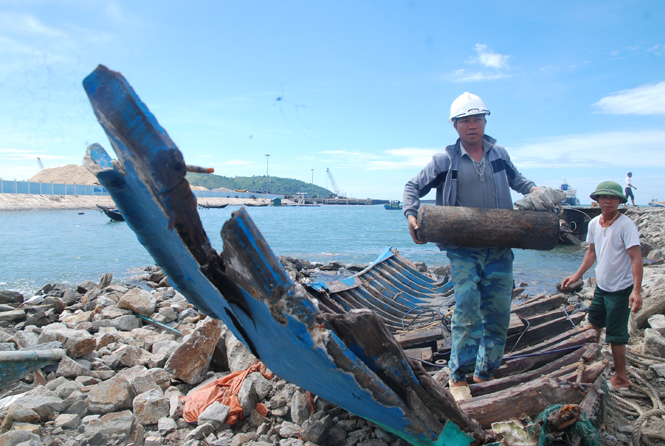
[648,314,665,335]
[178,308,198,322]
[300,419,329,444]
[198,401,230,429]
[117,288,156,317]
[38,325,96,358]
[130,373,161,395]
[649,363,665,377]
[248,372,272,400]
[327,426,348,446]
[290,391,310,425]
[54,413,81,429]
[82,410,142,445]
[0,404,40,431]
[279,421,302,438]
[133,389,170,425]
[104,344,142,369]
[55,380,83,399]
[97,273,113,289]
[62,311,93,328]
[556,279,583,294]
[63,289,80,306]
[168,393,184,419]
[9,331,39,349]
[0,431,40,446]
[86,376,134,414]
[225,332,259,372]
[643,329,665,358]
[164,318,222,384]
[13,390,64,421]
[0,291,23,305]
[157,416,177,435]
[631,284,665,333]
[111,315,141,331]
[0,309,25,322]
[238,378,257,418]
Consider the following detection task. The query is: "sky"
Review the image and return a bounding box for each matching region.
[0,1,663,203]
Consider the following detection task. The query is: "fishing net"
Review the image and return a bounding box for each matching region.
[528,404,599,446]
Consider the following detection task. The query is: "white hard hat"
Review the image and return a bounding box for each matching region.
[449,92,490,122]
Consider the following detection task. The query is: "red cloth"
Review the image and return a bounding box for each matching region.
[183,362,273,425]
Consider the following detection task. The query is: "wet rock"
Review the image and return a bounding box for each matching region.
[164,317,222,384]
[117,288,156,317]
[86,376,134,414]
[132,389,169,425]
[197,401,230,429]
[320,261,345,271]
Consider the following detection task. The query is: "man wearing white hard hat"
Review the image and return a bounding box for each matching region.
[403,92,537,402]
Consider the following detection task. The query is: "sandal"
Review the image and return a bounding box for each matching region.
[448,380,472,402]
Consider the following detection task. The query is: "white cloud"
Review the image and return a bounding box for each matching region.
[593,81,665,115]
[0,13,65,37]
[509,130,665,169]
[448,44,512,83]
[467,44,510,69]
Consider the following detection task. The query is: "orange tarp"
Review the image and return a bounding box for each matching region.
[183,362,274,425]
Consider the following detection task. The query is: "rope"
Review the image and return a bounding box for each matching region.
[562,304,579,329]
[507,316,531,354]
[633,409,665,446]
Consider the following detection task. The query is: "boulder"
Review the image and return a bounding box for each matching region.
[13,389,64,421]
[56,356,93,378]
[117,288,156,317]
[0,291,23,305]
[643,328,665,358]
[133,389,170,425]
[111,315,141,331]
[290,390,310,425]
[82,410,143,445]
[0,404,40,431]
[130,373,161,396]
[0,431,40,446]
[37,325,96,358]
[648,314,665,336]
[0,309,25,322]
[54,413,81,430]
[86,376,134,414]
[164,318,222,384]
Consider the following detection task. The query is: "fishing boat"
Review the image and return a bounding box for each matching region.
[198,202,228,209]
[648,199,665,208]
[81,65,607,445]
[96,204,124,221]
[560,180,580,206]
[384,200,403,210]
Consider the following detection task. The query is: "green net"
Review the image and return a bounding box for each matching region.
[528,404,599,446]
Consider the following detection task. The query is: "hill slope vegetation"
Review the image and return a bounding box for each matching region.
[186,173,333,197]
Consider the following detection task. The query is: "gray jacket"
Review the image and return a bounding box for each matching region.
[403,135,535,248]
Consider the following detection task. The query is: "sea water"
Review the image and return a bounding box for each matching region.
[0,206,591,296]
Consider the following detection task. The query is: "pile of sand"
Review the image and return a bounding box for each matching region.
[30,165,99,185]
[28,164,209,190]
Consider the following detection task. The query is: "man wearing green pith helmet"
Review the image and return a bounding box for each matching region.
[563,181,642,391]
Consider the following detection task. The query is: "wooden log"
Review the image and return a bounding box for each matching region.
[416,205,560,251]
[395,326,445,349]
[518,305,577,328]
[459,362,605,428]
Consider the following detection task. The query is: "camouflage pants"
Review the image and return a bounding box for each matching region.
[446,248,514,382]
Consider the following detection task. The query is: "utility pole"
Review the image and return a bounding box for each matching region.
[265,154,270,193]
[311,169,314,198]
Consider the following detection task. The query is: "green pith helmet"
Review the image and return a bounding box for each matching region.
[590,181,627,203]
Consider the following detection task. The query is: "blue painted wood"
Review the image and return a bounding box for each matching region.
[81,65,490,446]
[0,349,66,387]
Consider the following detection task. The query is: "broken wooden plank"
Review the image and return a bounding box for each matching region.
[459,362,605,428]
[511,294,568,318]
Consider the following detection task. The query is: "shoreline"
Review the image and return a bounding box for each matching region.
[0,193,277,212]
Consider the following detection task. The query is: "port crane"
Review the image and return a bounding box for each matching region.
[326,168,346,198]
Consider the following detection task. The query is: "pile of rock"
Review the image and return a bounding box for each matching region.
[0,269,410,446]
[626,207,665,261]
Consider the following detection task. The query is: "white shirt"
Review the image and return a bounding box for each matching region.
[586,214,640,292]
[625,176,633,188]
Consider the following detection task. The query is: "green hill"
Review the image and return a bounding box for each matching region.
[186,173,333,198]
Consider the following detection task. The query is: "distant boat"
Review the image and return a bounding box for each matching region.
[96,204,124,222]
[198,202,228,209]
[648,199,665,208]
[384,200,403,210]
[560,180,580,206]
